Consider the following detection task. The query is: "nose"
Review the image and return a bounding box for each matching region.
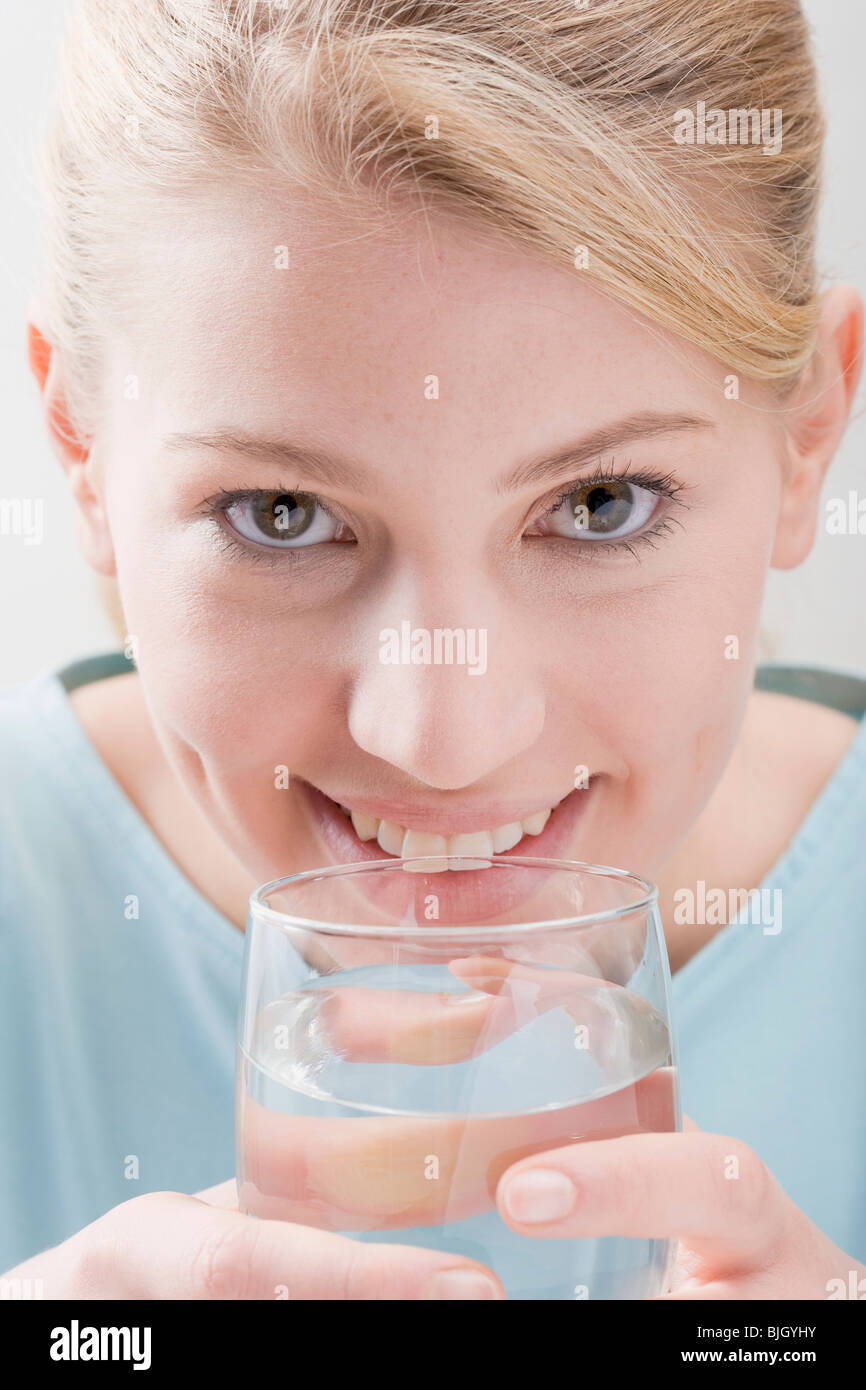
[347,613,545,789]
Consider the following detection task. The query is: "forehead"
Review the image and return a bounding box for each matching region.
[109,181,734,445]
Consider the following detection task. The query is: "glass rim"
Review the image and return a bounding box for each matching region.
[248,855,658,940]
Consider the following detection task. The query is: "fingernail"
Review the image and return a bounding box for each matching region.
[502,1169,576,1224]
[422,1269,503,1300]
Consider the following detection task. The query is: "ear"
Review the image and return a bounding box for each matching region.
[27,312,116,577]
[771,284,864,569]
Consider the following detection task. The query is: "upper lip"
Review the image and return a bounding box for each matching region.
[301,779,579,834]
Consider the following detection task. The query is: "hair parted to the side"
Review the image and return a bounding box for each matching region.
[42,0,825,436]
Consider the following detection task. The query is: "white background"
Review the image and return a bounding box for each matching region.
[1,0,863,687]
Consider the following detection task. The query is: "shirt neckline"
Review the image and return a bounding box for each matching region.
[670,685,866,992]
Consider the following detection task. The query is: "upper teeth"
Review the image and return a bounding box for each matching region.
[338,804,554,872]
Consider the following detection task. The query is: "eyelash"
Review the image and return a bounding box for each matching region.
[201,484,351,568]
[201,460,691,567]
[536,461,690,560]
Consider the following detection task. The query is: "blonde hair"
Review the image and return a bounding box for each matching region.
[43,0,825,436]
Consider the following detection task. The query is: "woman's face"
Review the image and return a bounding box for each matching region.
[91,185,791,894]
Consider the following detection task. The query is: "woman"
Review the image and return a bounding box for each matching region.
[2,0,864,1299]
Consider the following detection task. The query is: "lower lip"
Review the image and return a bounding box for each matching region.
[295,779,596,924]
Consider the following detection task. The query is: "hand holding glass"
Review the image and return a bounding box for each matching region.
[236,856,680,1300]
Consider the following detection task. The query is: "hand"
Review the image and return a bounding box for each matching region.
[1,1182,505,1300]
[239,955,675,1231]
[494,1114,866,1300]
[436,954,865,1299]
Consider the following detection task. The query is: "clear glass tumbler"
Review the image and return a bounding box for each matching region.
[236,855,681,1300]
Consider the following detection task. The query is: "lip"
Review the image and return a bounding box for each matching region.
[295,777,597,922]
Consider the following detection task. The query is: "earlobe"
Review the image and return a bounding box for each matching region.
[770,489,819,571]
[770,284,865,571]
[27,317,117,577]
[73,501,117,577]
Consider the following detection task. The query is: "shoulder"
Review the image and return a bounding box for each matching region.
[0,665,148,884]
[0,671,83,924]
[66,670,164,811]
[737,684,864,877]
[0,670,69,779]
[745,686,861,782]
[744,685,861,813]
[66,668,141,750]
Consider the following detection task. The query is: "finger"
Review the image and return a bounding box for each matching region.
[113,1192,505,1299]
[655,1284,745,1301]
[448,954,637,1016]
[655,1270,781,1300]
[270,950,659,1071]
[238,1067,676,1230]
[449,955,671,1069]
[298,955,622,1065]
[496,1130,788,1275]
[193,1179,240,1210]
[316,984,517,1064]
[449,954,669,1039]
[682,1113,702,1134]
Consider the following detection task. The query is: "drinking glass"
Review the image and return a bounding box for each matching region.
[236,855,681,1300]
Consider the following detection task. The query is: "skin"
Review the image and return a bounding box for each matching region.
[12,183,866,1298]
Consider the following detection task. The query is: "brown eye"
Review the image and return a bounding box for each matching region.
[223,491,350,548]
[570,480,635,533]
[252,491,317,540]
[533,478,659,541]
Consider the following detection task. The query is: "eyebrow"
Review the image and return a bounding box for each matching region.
[497,411,716,493]
[164,409,715,495]
[163,430,370,491]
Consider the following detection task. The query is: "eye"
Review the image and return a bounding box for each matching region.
[531,477,660,541]
[221,490,352,548]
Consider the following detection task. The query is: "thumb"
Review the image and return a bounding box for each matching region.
[193,1178,240,1211]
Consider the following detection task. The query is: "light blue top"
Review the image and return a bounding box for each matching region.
[1,655,865,1276]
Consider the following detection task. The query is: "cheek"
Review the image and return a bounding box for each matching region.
[110,520,347,773]
[633,604,762,845]
[623,590,759,771]
[562,562,762,722]
[546,544,766,809]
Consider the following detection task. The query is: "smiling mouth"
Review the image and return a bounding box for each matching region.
[299,780,590,872]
